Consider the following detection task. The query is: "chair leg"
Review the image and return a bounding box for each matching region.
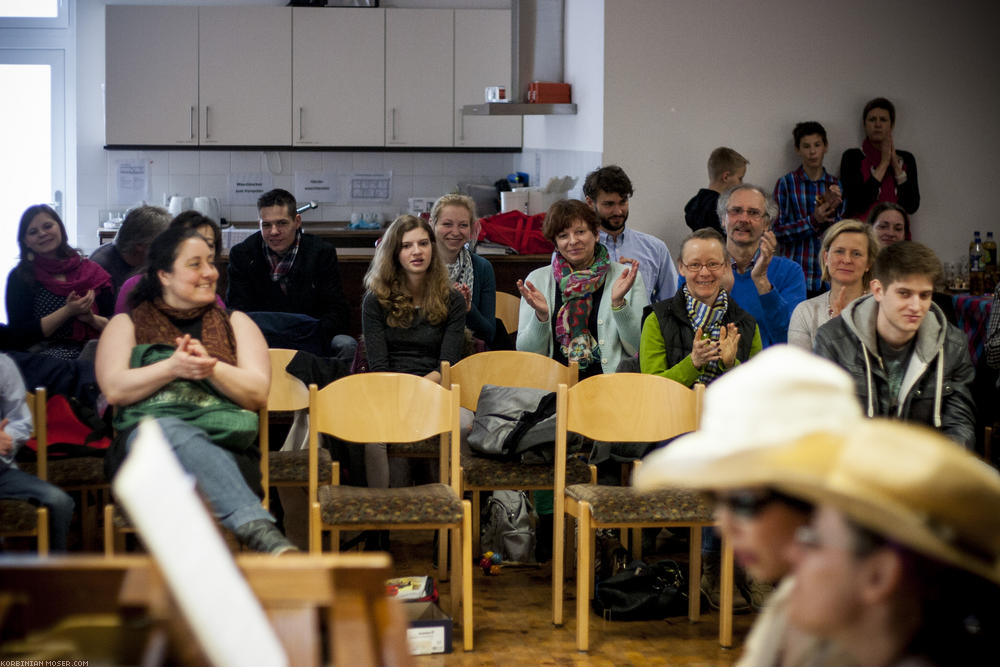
[437,528,449,582]
[553,513,566,626]
[37,507,49,556]
[309,502,321,555]
[632,527,642,561]
[552,504,565,626]
[471,491,481,557]
[576,502,592,652]
[719,534,734,648]
[450,524,461,621]
[688,525,702,622]
[103,504,115,557]
[461,499,473,652]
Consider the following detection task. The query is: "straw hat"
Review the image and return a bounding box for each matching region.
[779,420,1000,585]
[634,345,862,491]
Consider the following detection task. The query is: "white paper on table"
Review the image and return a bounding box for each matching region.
[113,418,287,667]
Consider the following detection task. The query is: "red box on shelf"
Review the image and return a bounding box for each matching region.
[527,82,571,104]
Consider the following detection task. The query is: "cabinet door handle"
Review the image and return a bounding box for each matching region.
[190,106,196,140]
[299,107,304,141]
[459,108,465,142]
[391,107,397,141]
[204,106,211,139]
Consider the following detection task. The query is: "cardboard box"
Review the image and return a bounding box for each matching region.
[527,81,572,104]
[403,601,452,655]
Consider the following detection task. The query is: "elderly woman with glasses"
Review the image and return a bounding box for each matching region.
[640,228,761,387]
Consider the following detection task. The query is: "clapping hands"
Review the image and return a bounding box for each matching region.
[170,334,217,380]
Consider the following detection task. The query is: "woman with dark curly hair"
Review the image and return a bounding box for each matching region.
[5,204,113,359]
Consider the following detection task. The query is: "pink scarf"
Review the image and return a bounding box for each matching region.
[31,253,111,341]
[860,138,905,207]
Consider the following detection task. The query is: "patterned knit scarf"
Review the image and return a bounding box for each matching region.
[131,299,238,366]
[684,283,729,384]
[263,230,301,293]
[446,246,475,293]
[552,243,610,370]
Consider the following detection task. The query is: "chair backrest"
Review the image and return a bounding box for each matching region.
[308,373,462,500]
[259,349,310,509]
[441,350,579,411]
[495,291,521,334]
[25,387,47,482]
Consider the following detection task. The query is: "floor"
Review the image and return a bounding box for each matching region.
[386,530,755,666]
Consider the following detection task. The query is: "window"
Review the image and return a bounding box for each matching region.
[0,0,67,28]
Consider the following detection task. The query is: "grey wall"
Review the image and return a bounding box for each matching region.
[602,0,1000,268]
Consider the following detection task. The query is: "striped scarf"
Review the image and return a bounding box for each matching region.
[263,230,301,294]
[684,283,729,384]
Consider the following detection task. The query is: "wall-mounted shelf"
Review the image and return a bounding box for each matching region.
[462,103,577,116]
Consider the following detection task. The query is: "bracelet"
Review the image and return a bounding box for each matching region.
[611,301,626,312]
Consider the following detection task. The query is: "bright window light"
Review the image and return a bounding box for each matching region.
[0,1,58,18]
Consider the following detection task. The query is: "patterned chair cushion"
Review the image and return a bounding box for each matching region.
[317,483,462,526]
[565,484,714,524]
[269,448,333,484]
[20,458,107,487]
[463,455,592,488]
[0,499,40,532]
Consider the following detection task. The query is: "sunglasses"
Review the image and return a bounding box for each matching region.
[714,489,813,519]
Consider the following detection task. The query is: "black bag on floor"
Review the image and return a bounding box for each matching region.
[592,559,688,621]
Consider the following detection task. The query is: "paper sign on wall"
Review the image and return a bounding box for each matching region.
[294,171,337,204]
[113,159,150,205]
[229,173,274,206]
[349,171,392,201]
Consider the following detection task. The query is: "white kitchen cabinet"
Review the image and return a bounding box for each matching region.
[454,10,521,148]
[293,8,384,147]
[385,9,454,147]
[106,6,199,145]
[199,7,291,146]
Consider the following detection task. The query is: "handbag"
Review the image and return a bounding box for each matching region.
[477,211,554,255]
[592,559,689,621]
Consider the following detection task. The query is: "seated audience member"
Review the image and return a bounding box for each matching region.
[866,203,957,326]
[840,97,919,226]
[773,122,844,297]
[719,185,806,347]
[584,165,678,303]
[788,220,879,350]
[684,147,748,234]
[362,215,466,494]
[96,226,295,554]
[636,346,865,666]
[988,284,1000,370]
[814,242,975,448]
[90,205,170,294]
[6,205,113,360]
[783,421,1000,667]
[115,211,224,314]
[227,188,354,365]
[516,199,647,379]
[0,352,75,551]
[429,194,497,345]
[640,228,760,386]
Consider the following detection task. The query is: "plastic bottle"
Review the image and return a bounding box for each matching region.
[984,231,998,294]
[969,231,984,295]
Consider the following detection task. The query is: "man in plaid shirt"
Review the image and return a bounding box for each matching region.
[773,122,844,297]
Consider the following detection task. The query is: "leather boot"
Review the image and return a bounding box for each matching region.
[235,519,298,555]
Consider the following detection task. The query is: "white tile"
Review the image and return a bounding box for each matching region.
[415,153,444,176]
[199,150,230,174]
[391,174,414,203]
[267,151,293,176]
[230,151,262,172]
[140,150,169,168]
[383,152,414,176]
[168,151,199,174]
[168,174,200,199]
[292,152,324,171]
[272,173,293,191]
[199,173,228,198]
[321,205,353,223]
[474,154,509,181]
[352,152,384,172]
[322,152,353,173]
[229,205,258,223]
[443,153,475,175]
[412,175,446,198]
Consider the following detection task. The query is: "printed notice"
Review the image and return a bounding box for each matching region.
[113,159,150,205]
[229,173,274,206]
[294,171,337,204]
[349,171,392,201]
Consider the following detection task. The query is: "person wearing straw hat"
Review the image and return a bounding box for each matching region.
[635,344,865,665]
[782,421,1000,666]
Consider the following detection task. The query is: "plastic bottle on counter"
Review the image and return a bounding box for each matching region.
[969,231,984,295]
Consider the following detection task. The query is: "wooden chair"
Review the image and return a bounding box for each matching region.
[494,291,521,336]
[0,553,413,667]
[307,372,473,651]
[0,389,50,554]
[440,350,586,557]
[552,374,734,651]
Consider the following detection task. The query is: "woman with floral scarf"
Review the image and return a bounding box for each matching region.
[6,204,113,359]
[516,199,647,378]
[640,228,761,386]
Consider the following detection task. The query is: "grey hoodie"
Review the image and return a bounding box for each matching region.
[814,294,976,449]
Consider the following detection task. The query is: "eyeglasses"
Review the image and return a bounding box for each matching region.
[683,261,726,273]
[715,490,779,519]
[726,206,766,221]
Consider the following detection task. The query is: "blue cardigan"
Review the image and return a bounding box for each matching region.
[466,253,497,343]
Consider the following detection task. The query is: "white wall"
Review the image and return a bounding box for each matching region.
[602,0,1000,267]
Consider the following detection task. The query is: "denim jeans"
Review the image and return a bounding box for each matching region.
[125,417,272,532]
[0,466,75,551]
[330,334,359,369]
